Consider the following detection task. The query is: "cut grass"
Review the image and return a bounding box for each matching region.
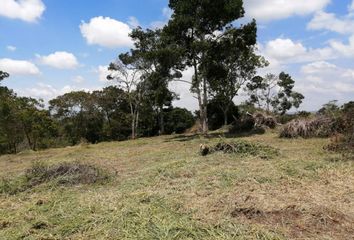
[0,132,353,239]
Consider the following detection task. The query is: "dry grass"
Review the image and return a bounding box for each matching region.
[0,132,353,239]
[280,117,337,138]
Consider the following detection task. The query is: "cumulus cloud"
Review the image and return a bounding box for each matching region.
[244,0,330,22]
[36,51,79,69]
[261,38,334,65]
[0,0,45,22]
[19,83,96,101]
[80,17,133,48]
[96,65,111,82]
[6,45,16,51]
[329,35,354,58]
[0,58,40,75]
[308,11,354,34]
[296,61,354,110]
[301,61,337,74]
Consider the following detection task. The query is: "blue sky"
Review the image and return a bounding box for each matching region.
[1,0,354,111]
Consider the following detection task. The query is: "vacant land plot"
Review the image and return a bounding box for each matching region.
[1,132,353,239]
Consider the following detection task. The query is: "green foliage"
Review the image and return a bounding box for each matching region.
[247,72,304,115]
[164,107,195,134]
[204,139,279,159]
[207,98,240,130]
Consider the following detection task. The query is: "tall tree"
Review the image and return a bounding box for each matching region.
[108,28,179,137]
[129,28,178,135]
[163,0,247,134]
[247,72,305,115]
[107,59,145,140]
[204,20,266,125]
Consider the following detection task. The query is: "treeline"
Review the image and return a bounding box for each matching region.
[0,71,194,154]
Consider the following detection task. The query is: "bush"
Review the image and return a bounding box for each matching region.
[229,115,255,134]
[280,117,337,138]
[164,108,195,134]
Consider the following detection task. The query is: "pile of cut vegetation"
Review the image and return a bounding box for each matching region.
[253,112,277,129]
[200,140,279,159]
[280,116,337,138]
[229,112,278,135]
[0,162,110,195]
[326,105,354,158]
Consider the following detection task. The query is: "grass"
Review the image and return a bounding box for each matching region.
[0,132,353,239]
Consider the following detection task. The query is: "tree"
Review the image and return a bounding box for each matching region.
[107,59,145,139]
[49,91,104,144]
[92,86,131,140]
[0,71,9,82]
[164,107,195,134]
[17,97,58,151]
[128,28,178,135]
[204,20,266,125]
[247,72,304,115]
[163,0,248,134]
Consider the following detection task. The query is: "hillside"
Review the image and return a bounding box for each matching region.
[1,132,353,239]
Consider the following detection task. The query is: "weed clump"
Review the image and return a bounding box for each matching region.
[200,140,279,159]
[0,162,110,195]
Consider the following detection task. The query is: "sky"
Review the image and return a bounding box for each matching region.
[0,0,354,111]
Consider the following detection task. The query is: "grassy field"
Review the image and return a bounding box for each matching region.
[0,131,353,239]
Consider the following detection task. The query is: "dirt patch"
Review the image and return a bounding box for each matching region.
[231,205,354,239]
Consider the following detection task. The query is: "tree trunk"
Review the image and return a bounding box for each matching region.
[201,77,208,135]
[159,108,165,135]
[130,103,136,140]
[224,110,228,126]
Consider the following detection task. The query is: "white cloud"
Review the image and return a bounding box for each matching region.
[150,7,173,29]
[0,0,45,22]
[80,17,133,48]
[6,45,16,51]
[36,51,79,69]
[19,83,95,101]
[261,38,334,64]
[0,58,40,75]
[350,1,354,12]
[329,35,354,58]
[244,0,330,22]
[301,61,337,74]
[162,7,173,19]
[97,65,111,82]
[296,61,354,110]
[73,75,85,84]
[308,11,354,34]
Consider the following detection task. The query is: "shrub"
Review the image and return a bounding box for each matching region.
[229,115,255,134]
[164,108,195,134]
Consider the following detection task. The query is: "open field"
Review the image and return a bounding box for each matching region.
[0,132,353,240]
